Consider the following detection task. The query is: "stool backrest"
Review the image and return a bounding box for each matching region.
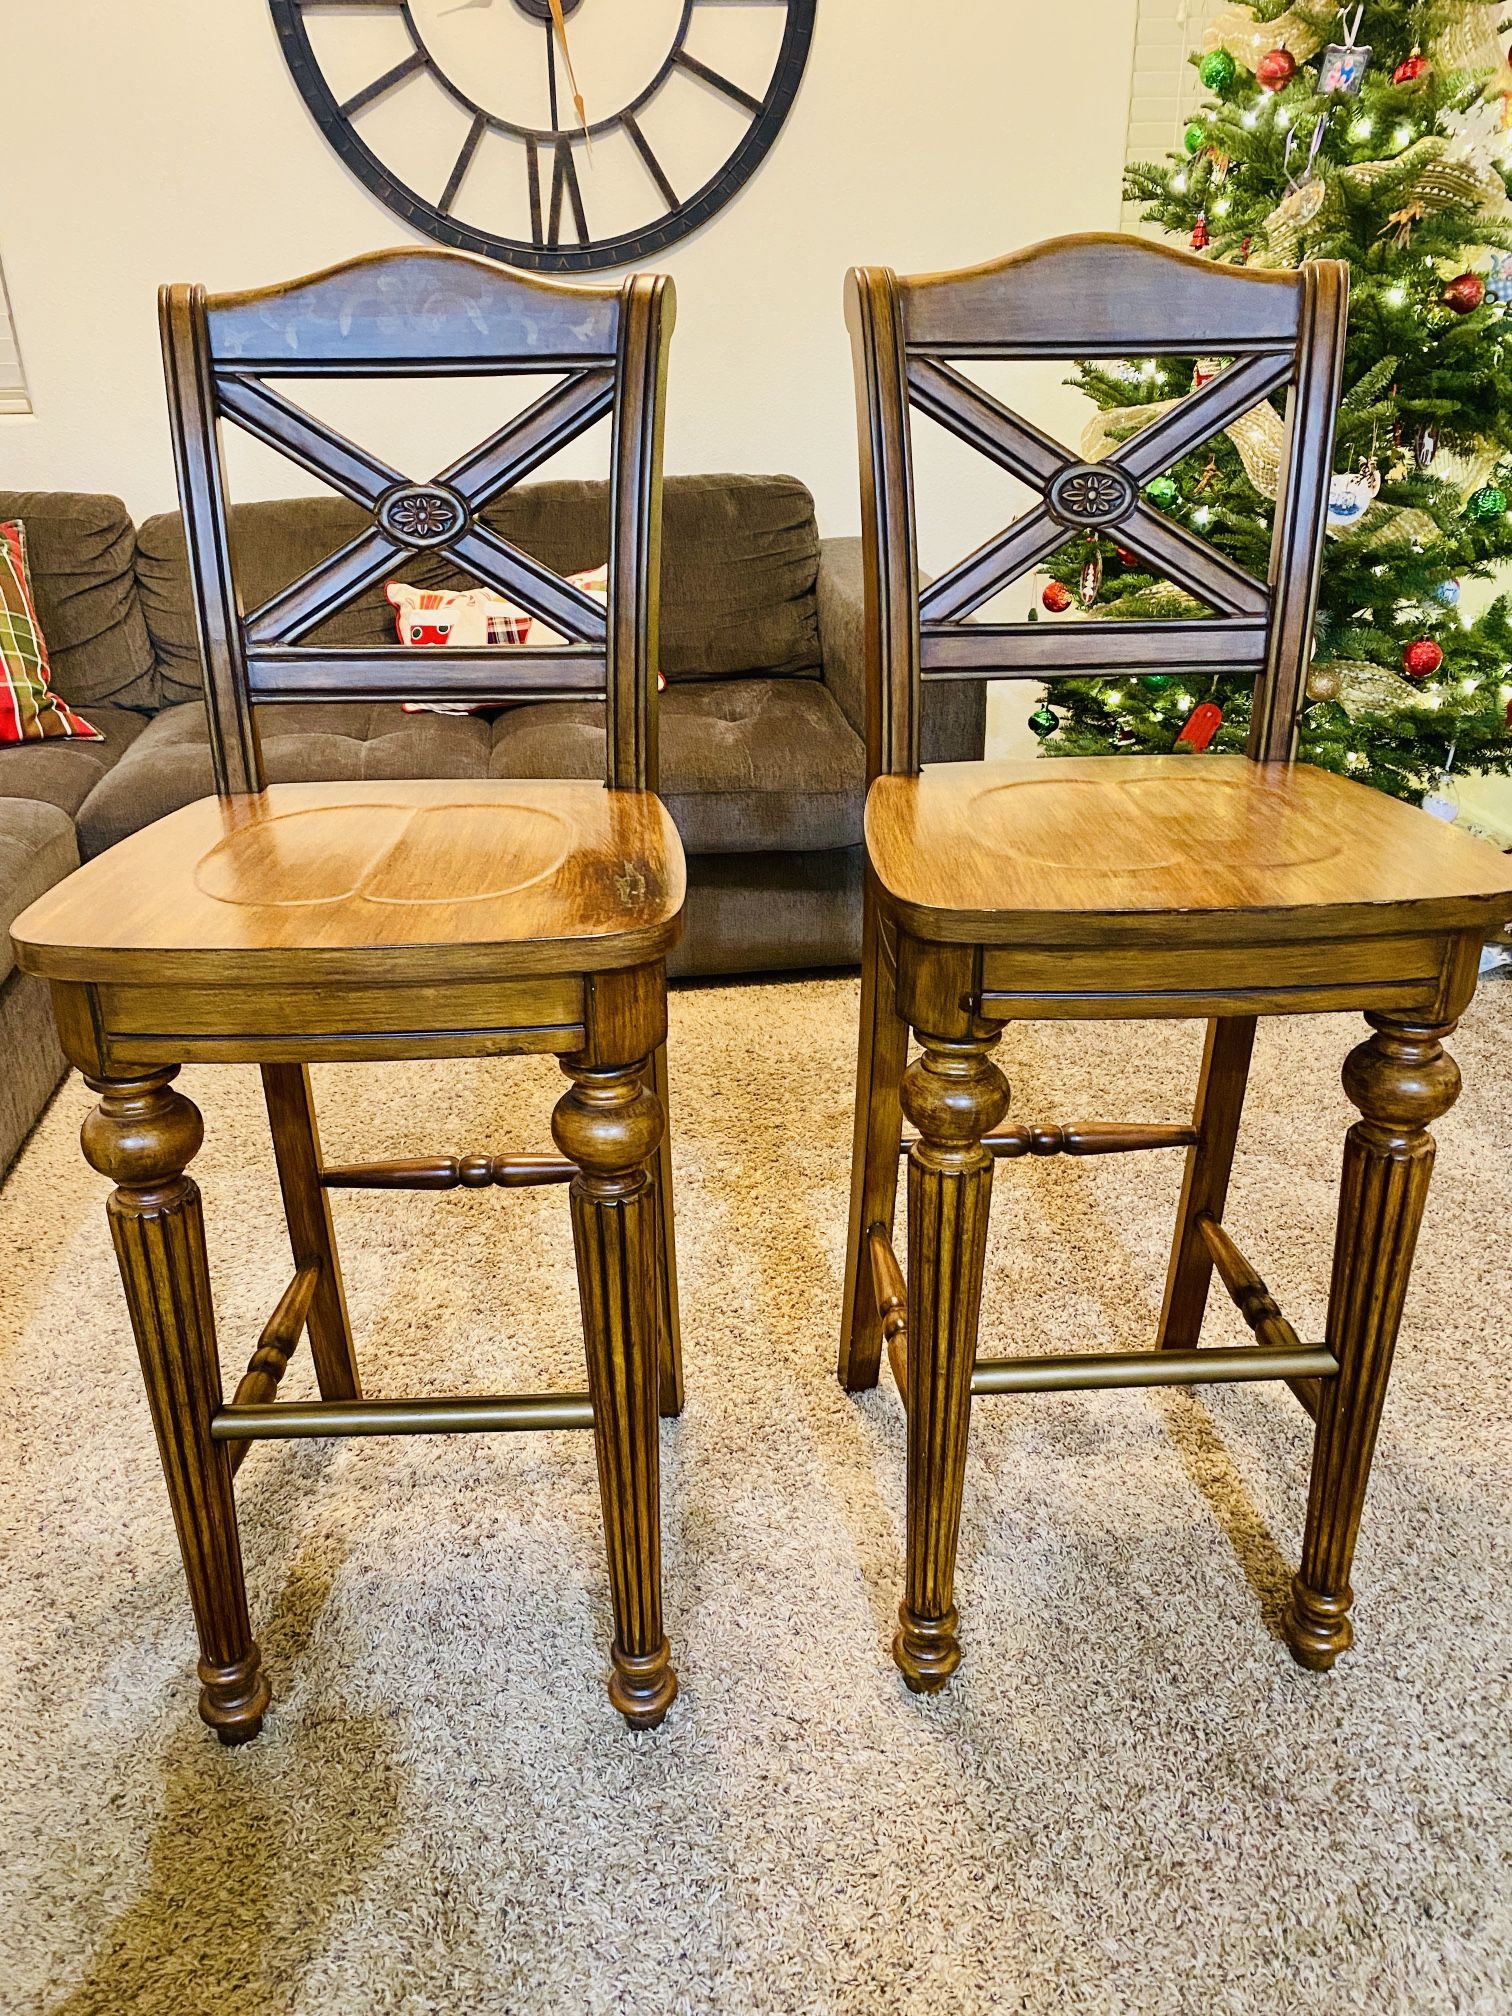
[160,249,673,797]
[844,235,1348,780]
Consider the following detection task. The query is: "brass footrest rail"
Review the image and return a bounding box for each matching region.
[899,1123,1198,1161]
[870,1223,1338,1410]
[321,1155,577,1190]
[970,1344,1338,1396]
[214,1392,595,1441]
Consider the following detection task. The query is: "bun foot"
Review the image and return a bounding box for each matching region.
[1282,1579,1354,1672]
[199,1649,271,1744]
[609,1640,677,1729]
[894,1603,961,1693]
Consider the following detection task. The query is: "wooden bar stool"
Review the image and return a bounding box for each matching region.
[11,250,685,1738]
[839,235,1512,1692]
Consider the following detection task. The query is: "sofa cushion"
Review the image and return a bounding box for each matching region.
[491,679,865,855]
[75,701,494,858]
[76,678,865,861]
[0,706,152,818]
[136,475,822,703]
[0,492,156,710]
[0,798,78,986]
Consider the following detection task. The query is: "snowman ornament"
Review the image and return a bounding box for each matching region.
[1326,455,1381,534]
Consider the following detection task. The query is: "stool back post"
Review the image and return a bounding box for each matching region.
[844,235,1349,782]
[161,283,263,797]
[845,264,922,783]
[607,272,674,794]
[158,249,675,802]
[1251,258,1349,761]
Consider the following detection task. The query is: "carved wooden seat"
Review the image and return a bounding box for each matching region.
[840,236,1512,1694]
[11,250,686,1739]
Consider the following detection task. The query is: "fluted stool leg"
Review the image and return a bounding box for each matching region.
[553,1057,677,1729]
[83,1068,269,1743]
[1284,1014,1461,1671]
[894,1029,1010,1692]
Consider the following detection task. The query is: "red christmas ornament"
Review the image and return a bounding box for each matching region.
[1115,546,1139,566]
[1176,702,1224,751]
[1190,212,1209,251]
[1393,47,1429,83]
[1255,46,1297,91]
[1401,638,1444,678]
[1237,234,1253,266]
[1041,580,1072,613]
[1444,272,1486,314]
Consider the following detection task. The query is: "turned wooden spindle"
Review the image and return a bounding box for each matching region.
[894,1029,1010,1693]
[1284,1015,1462,1672]
[82,1069,270,1743]
[320,1153,577,1190]
[552,1057,676,1729]
[226,1265,321,1477]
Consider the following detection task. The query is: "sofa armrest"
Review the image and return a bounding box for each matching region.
[816,536,986,765]
[816,536,867,743]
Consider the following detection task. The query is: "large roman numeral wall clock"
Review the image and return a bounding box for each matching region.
[271,0,816,272]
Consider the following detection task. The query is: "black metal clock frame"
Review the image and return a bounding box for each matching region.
[270,0,817,273]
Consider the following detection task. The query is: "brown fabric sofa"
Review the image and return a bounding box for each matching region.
[0,474,983,1172]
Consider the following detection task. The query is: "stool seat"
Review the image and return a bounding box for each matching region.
[14,778,686,986]
[865,755,1512,947]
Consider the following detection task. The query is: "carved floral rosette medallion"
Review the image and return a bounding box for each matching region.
[377,481,470,549]
[1046,461,1138,529]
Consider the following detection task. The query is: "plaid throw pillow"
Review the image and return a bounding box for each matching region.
[0,520,101,743]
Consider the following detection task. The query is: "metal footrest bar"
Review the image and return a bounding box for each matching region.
[227,1264,321,1477]
[971,1343,1338,1397]
[899,1123,1198,1160]
[320,1155,577,1191]
[213,1392,595,1441]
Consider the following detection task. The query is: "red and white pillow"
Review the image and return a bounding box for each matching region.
[0,520,101,744]
[386,565,661,714]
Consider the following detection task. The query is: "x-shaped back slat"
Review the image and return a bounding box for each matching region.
[909,352,1291,625]
[222,367,616,649]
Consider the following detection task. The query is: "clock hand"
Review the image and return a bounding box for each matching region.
[547,0,591,146]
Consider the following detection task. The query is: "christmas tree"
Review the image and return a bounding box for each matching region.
[1039,0,1512,808]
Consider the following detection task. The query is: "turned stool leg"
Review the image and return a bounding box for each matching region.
[894,1029,1010,1692]
[648,1042,684,1419]
[553,1058,677,1729]
[840,884,909,1391]
[1157,1015,1257,1352]
[82,1069,269,1743]
[261,1064,361,1402]
[1283,1015,1462,1671]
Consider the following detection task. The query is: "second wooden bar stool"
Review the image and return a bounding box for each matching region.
[12,250,685,1736]
[839,234,1512,1692]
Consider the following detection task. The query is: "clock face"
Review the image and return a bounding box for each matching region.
[271,0,816,272]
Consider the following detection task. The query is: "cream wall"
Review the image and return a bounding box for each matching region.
[0,0,1137,544]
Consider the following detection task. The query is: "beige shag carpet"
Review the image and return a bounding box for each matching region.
[2,978,1510,2016]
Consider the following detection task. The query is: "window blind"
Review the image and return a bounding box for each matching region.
[1123,0,1224,232]
[0,259,31,415]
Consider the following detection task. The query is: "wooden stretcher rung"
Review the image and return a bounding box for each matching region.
[868,1226,910,1404]
[1195,1212,1303,1355]
[320,1154,577,1191]
[899,1123,1198,1160]
[226,1264,321,1476]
